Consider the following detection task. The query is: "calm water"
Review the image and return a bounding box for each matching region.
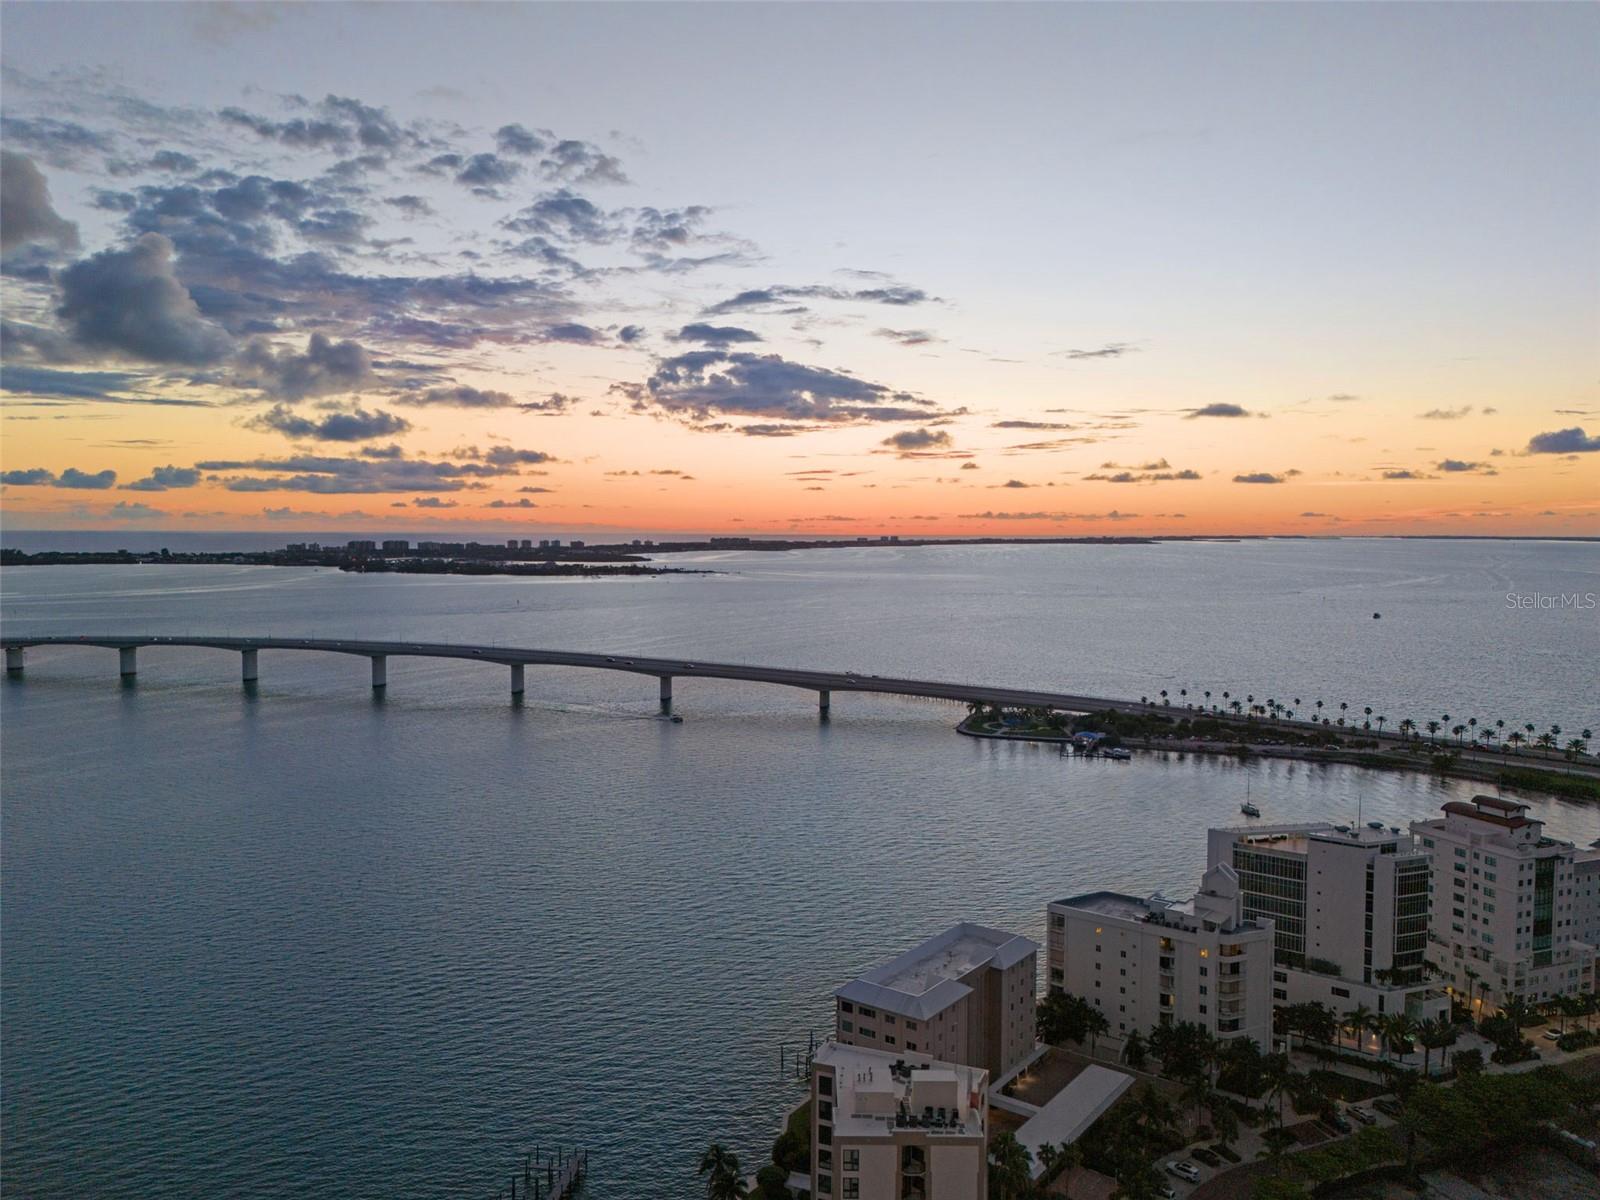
[3,539,1597,1198]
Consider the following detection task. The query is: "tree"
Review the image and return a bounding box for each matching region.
[1263,1052,1296,1131]
[1085,1006,1110,1057]
[1384,1013,1417,1064]
[1124,1029,1147,1071]
[987,1130,1033,1200]
[1344,1004,1374,1054]
[1208,1092,1240,1148]
[699,1144,746,1200]
[754,1163,790,1199]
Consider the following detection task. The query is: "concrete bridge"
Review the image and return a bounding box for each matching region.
[2,634,1162,720]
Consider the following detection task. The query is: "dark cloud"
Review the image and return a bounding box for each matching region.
[540,139,628,185]
[1382,469,1429,480]
[123,465,203,491]
[487,497,539,509]
[455,152,522,189]
[56,233,234,364]
[502,189,616,242]
[1232,472,1285,484]
[1188,403,1251,419]
[991,420,1075,430]
[1,468,59,485]
[617,325,646,343]
[383,194,433,217]
[702,284,934,316]
[1527,427,1600,454]
[1058,343,1137,360]
[1084,468,1201,483]
[56,467,119,489]
[220,106,351,150]
[0,363,211,406]
[1000,479,1033,488]
[1419,406,1473,420]
[399,385,517,408]
[0,116,112,166]
[0,151,81,253]
[521,393,575,414]
[672,323,763,346]
[483,447,555,467]
[874,328,940,346]
[246,402,411,442]
[1437,459,1490,473]
[495,124,547,156]
[235,333,374,399]
[958,510,1139,521]
[411,496,457,508]
[628,350,937,424]
[882,428,952,454]
[540,323,604,344]
[198,452,515,493]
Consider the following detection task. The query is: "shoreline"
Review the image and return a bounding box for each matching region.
[956,714,1600,801]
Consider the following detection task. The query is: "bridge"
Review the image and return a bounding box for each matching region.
[1,634,1167,720]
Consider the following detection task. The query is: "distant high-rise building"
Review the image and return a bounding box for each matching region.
[1411,795,1595,1010]
[382,540,409,554]
[1207,823,1447,1029]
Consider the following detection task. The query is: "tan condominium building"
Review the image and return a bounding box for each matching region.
[811,1041,987,1200]
[1411,795,1595,1011]
[834,923,1038,1080]
[1047,864,1275,1050]
[1207,822,1450,1032]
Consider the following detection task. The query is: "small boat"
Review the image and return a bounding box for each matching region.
[1103,747,1132,761]
[1241,801,1261,818]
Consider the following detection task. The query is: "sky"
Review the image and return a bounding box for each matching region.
[1,1,1597,538]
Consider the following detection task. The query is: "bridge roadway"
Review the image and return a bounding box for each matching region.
[2,633,1170,719]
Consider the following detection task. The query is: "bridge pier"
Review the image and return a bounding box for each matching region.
[5,647,23,676]
[241,648,259,683]
[818,689,831,720]
[659,674,672,713]
[370,655,387,689]
[119,646,138,677]
[510,663,525,697]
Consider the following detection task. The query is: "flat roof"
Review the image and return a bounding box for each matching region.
[1016,1065,1133,1175]
[815,1041,987,1141]
[1052,891,1161,923]
[837,922,1037,1020]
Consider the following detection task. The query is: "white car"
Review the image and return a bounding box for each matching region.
[1542,1028,1563,1041]
[1165,1161,1201,1182]
[1349,1106,1377,1125]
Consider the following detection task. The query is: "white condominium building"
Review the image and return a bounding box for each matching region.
[1207,822,1449,1029]
[1411,795,1595,1011]
[811,1041,987,1200]
[834,923,1038,1080]
[1046,864,1274,1050]
[1574,844,1600,956]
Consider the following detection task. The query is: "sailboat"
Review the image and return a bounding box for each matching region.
[1240,780,1261,818]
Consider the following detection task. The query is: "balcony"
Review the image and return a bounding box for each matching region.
[1220,943,1245,958]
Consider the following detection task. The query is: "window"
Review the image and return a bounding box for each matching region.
[843,1150,859,1171]
[818,1076,833,1097]
[819,1100,833,1121]
[906,1042,917,1051]
[818,1125,832,1146]
[858,1006,876,1019]
[904,1020,917,1030]
[840,1020,853,1033]
[842,1180,859,1198]
[884,1036,895,1046]
[840,1001,854,1014]
[818,1175,832,1195]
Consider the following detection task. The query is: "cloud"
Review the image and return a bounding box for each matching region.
[958,510,1139,521]
[108,500,164,520]
[1381,469,1429,480]
[410,496,458,508]
[1419,405,1473,420]
[1000,479,1033,488]
[1527,427,1600,454]
[960,461,979,470]
[399,385,517,408]
[1188,403,1251,419]
[56,467,119,489]
[874,328,939,346]
[0,151,80,253]
[1436,459,1496,474]
[702,284,933,316]
[55,233,233,364]
[198,452,516,493]
[1057,343,1137,360]
[1,468,59,485]
[483,447,555,467]
[487,497,539,509]
[246,402,411,442]
[235,333,375,399]
[881,428,952,454]
[123,465,202,491]
[1085,468,1201,483]
[495,124,547,156]
[991,420,1074,430]
[539,139,628,185]
[502,188,616,242]
[1232,472,1285,484]
[0,363,209,406]
[672,323,763,346]
[628,350,938,425]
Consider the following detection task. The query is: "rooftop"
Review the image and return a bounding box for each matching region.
[1217,820,1420,853]
[837,922,1037,1020]
[815,1041,987,1140]
[1051,891,1164,923]
[1015,1065,1134,1176]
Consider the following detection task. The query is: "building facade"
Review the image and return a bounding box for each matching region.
[1207,823,1449,1029]
[811,1042,987,1200]
[835,923,1037,1081]
[1046,864,1274,1050]
[1411,795,1595,1011]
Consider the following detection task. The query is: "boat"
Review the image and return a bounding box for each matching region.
[1241,801,1261,818]
[1103,747,1132,761]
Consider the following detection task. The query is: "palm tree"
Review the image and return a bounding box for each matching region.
[1417,1016,1449,1076]
[1385,1013,1417,1064]
[1262,1052,1295,1131]
[1462,966,1480,1017]
[1425,720,1440,744]
[1506,730,1524,753]
[1566,737,1589,761]
[1085,1007,1110,1057]
[1345,1004,1374,1053]
[698,1144,744,1200]
[987,1130,1033,1200]
[1375,714,1387,736]
[1182,1074,1212,1132]
[1398,717,1415,742]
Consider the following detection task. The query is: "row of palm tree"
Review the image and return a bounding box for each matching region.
[1136,688,1593,761]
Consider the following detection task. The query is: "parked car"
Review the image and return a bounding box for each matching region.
[1156,1186,1176,1200]
[1348,1106,1377,1125]
[1191,1148,1222,1168]
[1325,1111,1353,1133]
[1374,1097,1403,1118]
[1543,1028,1563,1041]
[1166,1161,1202,1183]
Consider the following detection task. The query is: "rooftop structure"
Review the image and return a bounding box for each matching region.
[835,922,1038,1079]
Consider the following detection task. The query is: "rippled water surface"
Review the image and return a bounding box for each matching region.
[3,539,1597,1197]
